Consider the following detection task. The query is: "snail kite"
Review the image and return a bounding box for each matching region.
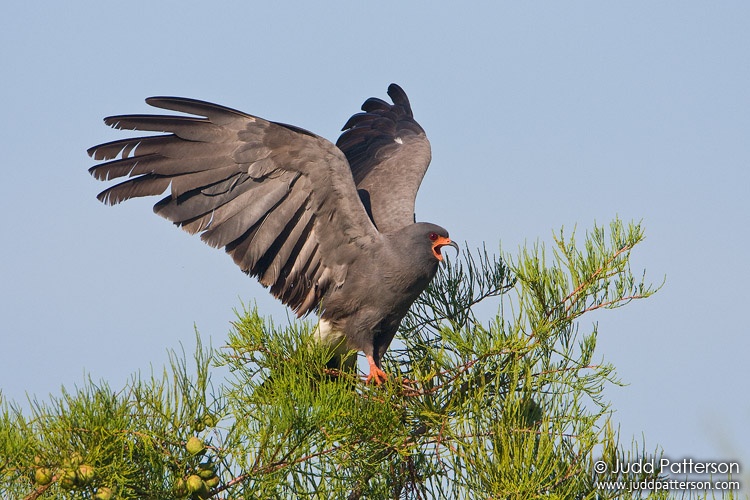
[88,84,457,384]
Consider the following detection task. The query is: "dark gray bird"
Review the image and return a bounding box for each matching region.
[88,84,457,384]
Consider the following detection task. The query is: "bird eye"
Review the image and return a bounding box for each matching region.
[428,232,438,241]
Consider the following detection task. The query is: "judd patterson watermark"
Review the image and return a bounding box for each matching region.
[593,458,741,492]
[594,458,740,475]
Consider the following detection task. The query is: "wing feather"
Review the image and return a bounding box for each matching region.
[96,175,172,205]
[259,204,313,286]
[199,179,292,248]
[238,186,310,270]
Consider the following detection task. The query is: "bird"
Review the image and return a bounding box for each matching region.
[88,83,457,385]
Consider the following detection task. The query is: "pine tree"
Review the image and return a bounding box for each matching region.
[3,218,710,499]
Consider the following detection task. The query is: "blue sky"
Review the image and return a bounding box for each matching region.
[1,1,748,487]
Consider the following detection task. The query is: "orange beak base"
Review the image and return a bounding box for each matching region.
[432,236,458,261]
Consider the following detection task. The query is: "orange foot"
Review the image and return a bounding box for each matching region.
[364,355,388,385]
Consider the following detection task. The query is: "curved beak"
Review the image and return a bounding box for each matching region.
[432,237,459,261]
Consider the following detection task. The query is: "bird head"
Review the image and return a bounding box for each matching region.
[428,230,459,261]
[406,222,458,262]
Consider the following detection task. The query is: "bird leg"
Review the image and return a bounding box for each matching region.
[364,355,388,385]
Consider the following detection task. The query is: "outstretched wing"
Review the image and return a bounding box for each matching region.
[336,84,431,234]
[88,97,379,317]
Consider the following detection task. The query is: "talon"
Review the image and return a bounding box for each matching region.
[365,356,388,385]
